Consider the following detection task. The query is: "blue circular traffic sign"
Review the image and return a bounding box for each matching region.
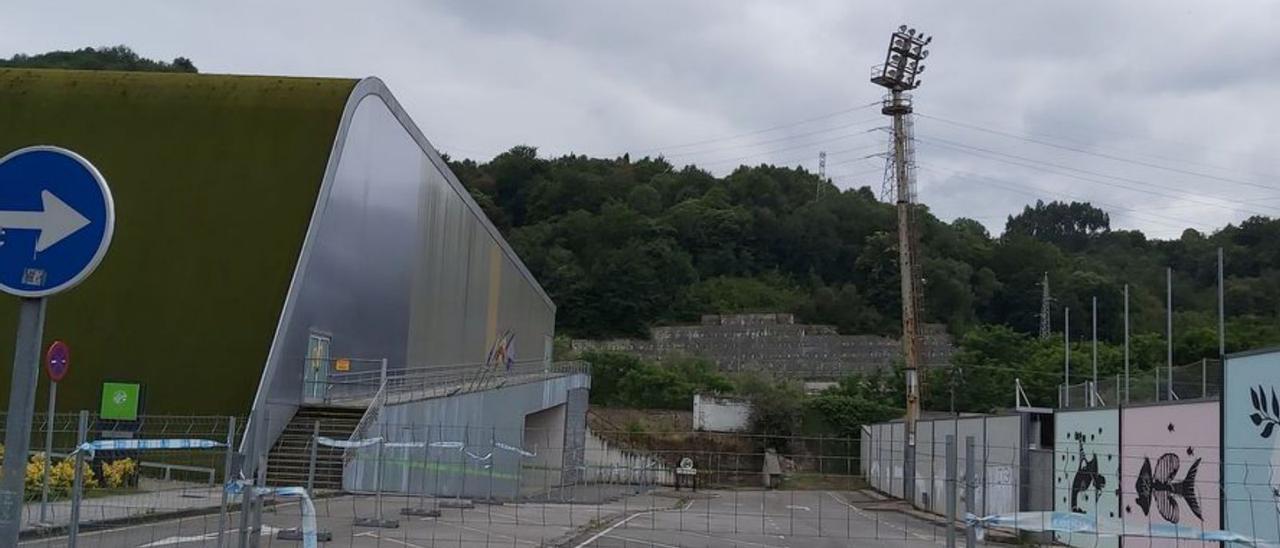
[0,146,114,298]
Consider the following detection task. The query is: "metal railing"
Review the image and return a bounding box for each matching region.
[308,359,589,406]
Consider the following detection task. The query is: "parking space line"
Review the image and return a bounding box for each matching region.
[824,491,942,545]
[354,531,427,548]
[434,521,540,546]
[604,533,683,548]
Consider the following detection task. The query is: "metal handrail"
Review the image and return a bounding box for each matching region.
[344,376,388,462]
[318,360,588,405]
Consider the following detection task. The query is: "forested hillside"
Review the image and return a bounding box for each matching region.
[449,146,1280,362]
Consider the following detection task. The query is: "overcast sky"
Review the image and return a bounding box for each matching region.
[3,0,1278,238]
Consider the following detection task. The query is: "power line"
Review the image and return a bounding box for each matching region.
[622,100,881,156]
[917,112,1280,193]
[659,117,883,158]
[695,139,882,169]
[917,110,1280,175]
[827,165,885,181]
[917,136,1280,218]
[916,165,1217,233]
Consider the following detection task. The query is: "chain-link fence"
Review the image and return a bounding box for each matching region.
[1059,359,1222,409]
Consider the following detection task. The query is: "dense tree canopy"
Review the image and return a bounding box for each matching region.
[452,147,1280,372]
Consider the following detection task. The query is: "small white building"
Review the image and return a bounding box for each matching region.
[693,394,752,432]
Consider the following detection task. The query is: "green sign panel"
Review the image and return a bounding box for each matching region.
[100,382,140,421]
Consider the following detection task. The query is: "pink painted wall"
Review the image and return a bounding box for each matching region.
[1120,401,1220,547]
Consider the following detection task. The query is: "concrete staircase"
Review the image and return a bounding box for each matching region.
[265,406,364,489]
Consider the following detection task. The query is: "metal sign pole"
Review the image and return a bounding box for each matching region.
[68,410,88,548]
[39,380,56,524]
[0,298,47,543]
[0,147,114,548]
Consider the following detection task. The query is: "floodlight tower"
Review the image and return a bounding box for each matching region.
[871,24,931,504]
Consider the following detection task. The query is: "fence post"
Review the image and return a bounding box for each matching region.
[249,413,269,548]
[239,409,266,548]
[376,425,385,522]
[945,434,956,548]
[39,386,55,525]
[965,436,976,548]
[216,416,236,548]
[307,420,319,496]
[68,410,87,548]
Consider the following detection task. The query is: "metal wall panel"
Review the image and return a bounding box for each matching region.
[984,415,1022,516]
[1055,408,1120,548]
[1120,401,1219,547]
[1223,349,1280,544]
[889,422,905,497]
[345,373,588,499]
[245,79,556,456]
[931,419,954,514]
[916,419,934,510]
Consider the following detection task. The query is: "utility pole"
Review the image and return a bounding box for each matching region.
[1091,296,1098,407]
[1167,267,1173,400]
[1124,284,1130,404]
[1064,307,1070,407]
[1218,247,1225,360]
[1039,272,1051,340]
[871,24,931,505]
[817,151,827,199]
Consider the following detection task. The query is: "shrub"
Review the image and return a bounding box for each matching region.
[21,451,98,497]
[102,459,139,489]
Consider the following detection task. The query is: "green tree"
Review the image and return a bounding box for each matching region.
[0,46,198,73]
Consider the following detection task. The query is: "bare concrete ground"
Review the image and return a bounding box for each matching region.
[17,489,989,547]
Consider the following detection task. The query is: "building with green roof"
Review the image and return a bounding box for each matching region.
[0,69,571,475]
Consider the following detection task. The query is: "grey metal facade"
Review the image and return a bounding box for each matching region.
[864,413,1044,517]
[244,78,556,456]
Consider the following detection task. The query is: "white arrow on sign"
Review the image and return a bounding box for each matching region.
[0,190,91,252]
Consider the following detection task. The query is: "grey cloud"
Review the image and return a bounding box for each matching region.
[0,0,1276,238]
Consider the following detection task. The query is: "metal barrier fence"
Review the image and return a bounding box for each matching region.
[9,412,1277,546]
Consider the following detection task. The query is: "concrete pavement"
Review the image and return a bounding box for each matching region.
[17,489,992,547]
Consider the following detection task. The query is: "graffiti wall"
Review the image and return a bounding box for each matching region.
[1120,401,1220,547]
[1224,349,1280,545]
[1055,408,1121,548]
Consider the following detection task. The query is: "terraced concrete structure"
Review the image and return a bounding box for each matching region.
[0,69,587,494]
[572,313,954,379]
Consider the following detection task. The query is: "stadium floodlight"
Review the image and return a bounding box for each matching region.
[870,26,933,91]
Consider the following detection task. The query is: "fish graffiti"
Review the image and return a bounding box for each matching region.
[1134,453,1202,523]
[1070,434,1106,514]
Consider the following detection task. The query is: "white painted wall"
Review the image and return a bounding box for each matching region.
[693,394,751,432]
[582,426,674,486]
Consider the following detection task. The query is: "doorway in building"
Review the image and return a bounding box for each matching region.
[304,333,331,402]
